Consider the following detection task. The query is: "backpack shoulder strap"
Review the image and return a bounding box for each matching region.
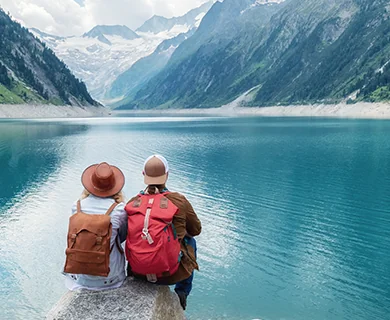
[76,200,82,213]
[105,202,118,216]
[125,194,143,207]
[110,235,124,254]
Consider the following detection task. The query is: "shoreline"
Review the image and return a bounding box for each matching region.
[0,104,109,119]
[115,102,390,119]
[2,101,390,120]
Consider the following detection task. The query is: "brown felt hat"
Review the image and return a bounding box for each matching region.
[81,162,125,198]
[143,155,169,185]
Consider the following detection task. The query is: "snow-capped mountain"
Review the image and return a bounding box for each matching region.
[83,25,140,45]
[109,28,197,105]
[241,0,286,14]
[31,28,171,101]
[31,1,213,103]
[137,1,214,34]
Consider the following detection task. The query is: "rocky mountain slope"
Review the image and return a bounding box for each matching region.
[120,0,390,109]
[120,0,287,109]
[136,1,214,33]
[108,28,196,106]
[32,1,214,103]
[0,9,97,106]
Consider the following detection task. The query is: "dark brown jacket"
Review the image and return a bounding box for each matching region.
[127,191,201,284]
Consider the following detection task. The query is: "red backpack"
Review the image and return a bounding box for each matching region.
[125,192,181,280]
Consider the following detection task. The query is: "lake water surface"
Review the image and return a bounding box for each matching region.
[0,116,389,320]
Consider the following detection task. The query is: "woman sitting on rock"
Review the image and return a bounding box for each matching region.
[63,162,127,291]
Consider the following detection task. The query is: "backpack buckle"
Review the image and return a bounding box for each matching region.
[96,236,102,245]
[70,233,77,246]
[142,229,154,245]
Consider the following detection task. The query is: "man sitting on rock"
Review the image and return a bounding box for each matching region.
[123,155,201,310]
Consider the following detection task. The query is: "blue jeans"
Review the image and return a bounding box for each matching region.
[175,236,197,296]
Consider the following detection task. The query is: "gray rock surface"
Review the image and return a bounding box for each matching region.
[0,104,109,119]
[47,278,185,320]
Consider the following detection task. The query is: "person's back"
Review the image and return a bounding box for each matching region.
[124,155,201,309]
[63,162,127,290]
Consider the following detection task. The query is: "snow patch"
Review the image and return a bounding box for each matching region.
[195,12,207,28]
[376,59,390,74]
[241,0,285,15]
[31,2,213,102]
[159,45,179,56]
[204,79,214,92]
[34,29,185,101]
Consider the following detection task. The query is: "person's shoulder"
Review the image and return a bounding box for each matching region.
[166,191,184,198]
[113,201,125,211]
[72,197,91,210]
[165,191,190,203]
[83,196,124,212]
[126,194,141,205]
[71,200,78,214]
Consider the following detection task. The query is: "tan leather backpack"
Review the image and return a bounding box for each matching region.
[63,200,119,277]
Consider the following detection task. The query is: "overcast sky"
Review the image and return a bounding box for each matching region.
[0,0,211,36]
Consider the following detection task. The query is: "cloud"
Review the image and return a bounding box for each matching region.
[0,0,92,36]
[152,0,210,17]
[0,0,211,36]
[73,0,85,6]
[83,0,153,32]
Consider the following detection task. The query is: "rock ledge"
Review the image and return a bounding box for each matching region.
[47,278,185,320]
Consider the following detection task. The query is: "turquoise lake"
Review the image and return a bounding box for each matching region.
[0,116,389,320]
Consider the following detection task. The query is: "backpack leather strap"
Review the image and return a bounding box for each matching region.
[110,235,124,254]
[105,202,118,216]
[77,200,82,213]
[142,198,155,245]
[160,197,168,209]
[132,196,142,208]
[106,202,123,253]
[78,201,117,215]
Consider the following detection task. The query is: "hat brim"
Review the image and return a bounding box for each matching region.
[144,173,168,186]
[81,164,125,198]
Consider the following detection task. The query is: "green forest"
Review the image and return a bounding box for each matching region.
[118,0,390,109]
[0,9,96,105]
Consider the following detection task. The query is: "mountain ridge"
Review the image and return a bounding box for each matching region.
[136,1,214,34]
[0,9,97,106]
[119,0,390,109]
[83,25,139,45]
[123,0,286,108]
[32,1,214,102]
[109,28,196,104]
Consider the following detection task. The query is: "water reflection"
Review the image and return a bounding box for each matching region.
[0,122,88,210]
[0,121,89,319]
[0,117,389,320]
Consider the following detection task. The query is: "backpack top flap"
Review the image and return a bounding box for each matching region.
[68,201,117,237]
[68,212,111,237]
[125,193,178,221]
